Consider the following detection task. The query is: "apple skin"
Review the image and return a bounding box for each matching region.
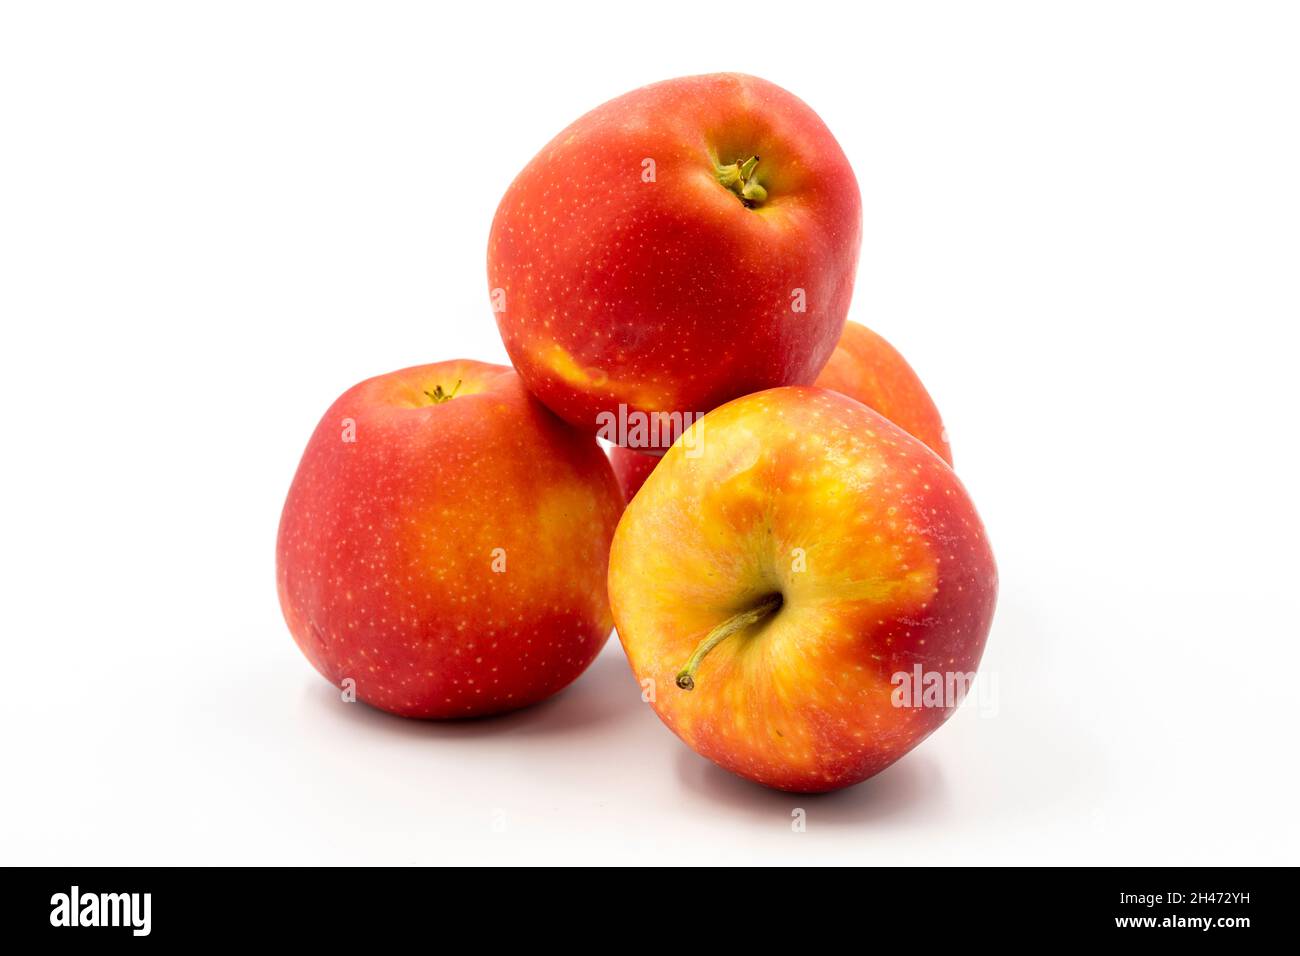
[815,321,952,465]
[608,387,997,792]
[276,360,624,718]
[605,320,951,500]
[488,73,862,450]
[607,445,661,503]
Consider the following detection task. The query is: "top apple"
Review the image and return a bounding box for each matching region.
[488,73,862,451]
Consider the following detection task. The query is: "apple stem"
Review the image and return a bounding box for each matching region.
[675,593,783,691]
[424,379,462,404]
[716,155,768,208]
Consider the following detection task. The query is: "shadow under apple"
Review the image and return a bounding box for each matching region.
[673,745,950,827]
[302,644,645,742]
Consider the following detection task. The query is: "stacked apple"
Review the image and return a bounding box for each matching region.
[277,73,997,793]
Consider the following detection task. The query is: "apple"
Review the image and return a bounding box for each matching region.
[605,320,953,500]
[607,445,660,503]
[488,73,862,450]
[276,360,624,718]
[816,321,952,465]
[608,387,997,792]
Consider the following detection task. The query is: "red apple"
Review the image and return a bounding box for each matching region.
[276,360,624,718]
[607,445,661,503]
[605,319,952,500]
[816,321,952,465]
[608,387,997,792]
[488,73,862,450]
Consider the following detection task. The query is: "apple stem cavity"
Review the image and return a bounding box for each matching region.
[716,155,767,208]
[675,592,783,691]
[424,379,463,404]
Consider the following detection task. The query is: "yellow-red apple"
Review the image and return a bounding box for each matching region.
[608,387,996,792]
[276,360,623,718]
[606,320,952,500]
[488,73,862,450]
[816,321,952,465]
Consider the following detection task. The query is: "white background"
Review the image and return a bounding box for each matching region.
[2,1,1297,866]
